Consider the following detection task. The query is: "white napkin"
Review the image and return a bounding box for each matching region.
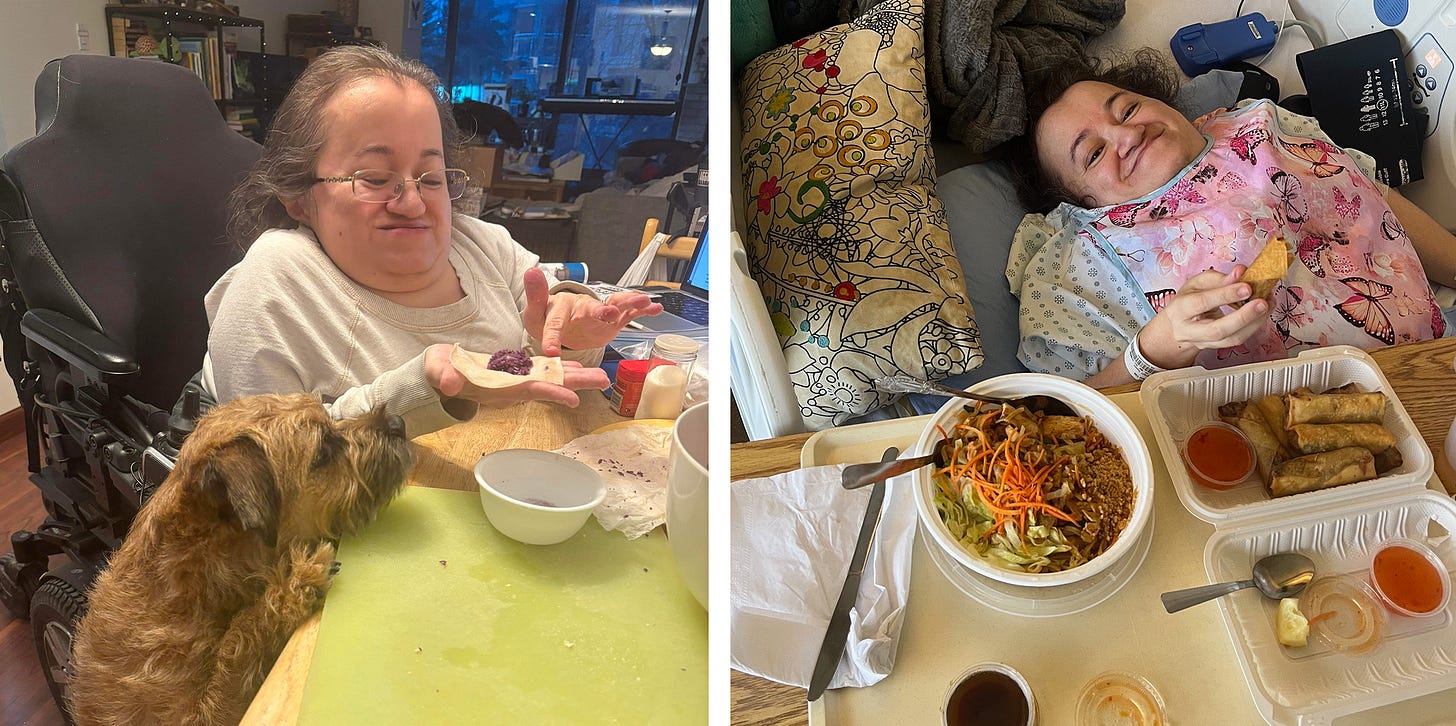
[729,464,917,689]
[555,426,673,539]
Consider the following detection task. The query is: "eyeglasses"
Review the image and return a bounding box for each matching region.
[314,168,471,203]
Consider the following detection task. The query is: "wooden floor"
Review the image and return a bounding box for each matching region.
[0,427,66,726]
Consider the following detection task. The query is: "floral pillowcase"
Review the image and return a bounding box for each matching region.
[739,0,983,428]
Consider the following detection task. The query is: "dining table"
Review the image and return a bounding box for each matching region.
[240,392,629,726]
[729,336,1456,726]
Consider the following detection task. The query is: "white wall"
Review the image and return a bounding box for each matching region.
[0,0,110,416]
[0,1,109,158]
[241,0,407,57]
[1,1,411,155]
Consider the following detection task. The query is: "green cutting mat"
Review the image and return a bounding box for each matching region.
[297,487,707,724]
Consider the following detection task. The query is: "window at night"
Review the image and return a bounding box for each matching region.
[420,0,705,187]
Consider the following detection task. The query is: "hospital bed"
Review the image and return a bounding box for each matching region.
[730,0,1456,440]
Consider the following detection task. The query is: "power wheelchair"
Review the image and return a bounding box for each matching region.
[0,54,260,717]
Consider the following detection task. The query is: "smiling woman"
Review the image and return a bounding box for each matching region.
[1032,81,1207,208]
[1002,49,1453,392]
[197,45,662,438]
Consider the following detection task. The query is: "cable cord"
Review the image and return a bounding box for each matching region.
[1251,2,1292,66]
[1282,18,1324,48]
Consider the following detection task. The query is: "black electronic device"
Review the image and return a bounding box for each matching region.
[1298,30,1425,187]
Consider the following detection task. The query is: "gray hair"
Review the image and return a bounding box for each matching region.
[225,45,465,247]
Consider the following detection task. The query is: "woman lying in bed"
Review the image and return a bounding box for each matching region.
[1004,49,1456,388]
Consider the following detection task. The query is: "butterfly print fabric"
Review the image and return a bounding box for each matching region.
[1087,101,1443,367]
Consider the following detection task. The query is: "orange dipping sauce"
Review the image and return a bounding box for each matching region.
[1371,543,1448,616]
[1183,422,1255,490]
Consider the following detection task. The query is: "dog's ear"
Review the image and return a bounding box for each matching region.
[200,437,280,547]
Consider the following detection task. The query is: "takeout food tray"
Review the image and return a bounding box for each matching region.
[1139,346,1456,724]
[1207,491,1456,725]
[1139,346,1434,526]
[799,393,1270,725]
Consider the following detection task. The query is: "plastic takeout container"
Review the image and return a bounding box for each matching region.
[1075,671,1167,726]
[1299,575,1386,654]
[1141,346,1433,525]
[1143,347,1456,725]
[1180,421,1256,490]
[941,662,1036,726]
[1369,537,1452,618]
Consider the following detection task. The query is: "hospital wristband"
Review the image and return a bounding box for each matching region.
[1123,333,1166,382]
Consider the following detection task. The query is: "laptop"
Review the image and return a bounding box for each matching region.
[635,227,709,332]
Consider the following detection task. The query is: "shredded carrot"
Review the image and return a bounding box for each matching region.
[1307,611,1338,627]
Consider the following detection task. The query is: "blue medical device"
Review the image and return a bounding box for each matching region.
[1171,13,1281,77]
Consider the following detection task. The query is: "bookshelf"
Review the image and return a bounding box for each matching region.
[104,4,271,142]
[284,14,385,59]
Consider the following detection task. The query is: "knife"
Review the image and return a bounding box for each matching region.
[807,446,897,702]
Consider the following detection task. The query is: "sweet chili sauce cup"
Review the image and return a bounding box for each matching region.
[1369,537,1451,618]
[1181,421,1257,490]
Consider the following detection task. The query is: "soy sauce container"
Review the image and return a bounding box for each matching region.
[942,663,1036,726]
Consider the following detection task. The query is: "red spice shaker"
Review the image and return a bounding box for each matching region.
[610,359,650,417]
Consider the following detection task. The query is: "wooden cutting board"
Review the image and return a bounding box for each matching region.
[296,487,708,724]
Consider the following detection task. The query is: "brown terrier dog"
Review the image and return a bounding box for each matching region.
[68,394,414,725]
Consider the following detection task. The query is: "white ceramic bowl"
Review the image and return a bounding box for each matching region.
[474,449,606,545]
[911,373,1154,588]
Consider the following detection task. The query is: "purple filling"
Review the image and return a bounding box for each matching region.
[487,349,533,376]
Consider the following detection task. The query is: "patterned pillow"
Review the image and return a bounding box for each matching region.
[739,0,983,428]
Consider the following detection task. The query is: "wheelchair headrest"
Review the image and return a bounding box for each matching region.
[1,54,262,407]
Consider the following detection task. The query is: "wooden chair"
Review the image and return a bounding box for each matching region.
[639,217,698,289]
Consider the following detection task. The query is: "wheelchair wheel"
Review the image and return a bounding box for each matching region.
[0,552,34,618]
[31,576,86,725]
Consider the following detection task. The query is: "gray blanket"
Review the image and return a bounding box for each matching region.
[843,0,1125,153]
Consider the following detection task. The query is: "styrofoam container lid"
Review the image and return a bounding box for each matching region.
[1139,346,1433,527]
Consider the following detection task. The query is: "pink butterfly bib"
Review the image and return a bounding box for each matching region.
[1081,102,1443,368]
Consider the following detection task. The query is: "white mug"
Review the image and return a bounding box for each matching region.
[666,401,710,609]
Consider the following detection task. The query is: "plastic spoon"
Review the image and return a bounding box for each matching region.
[1160,553,1316,614]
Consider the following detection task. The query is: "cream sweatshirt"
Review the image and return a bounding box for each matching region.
[200,214,602,437]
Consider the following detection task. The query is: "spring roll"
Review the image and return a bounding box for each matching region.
[1285,392,1387,426]
[1219,402,1282,483]
[1252,394,1293,455]
[1373,446,1404,474]
[1270,446,1377,497]
[1287,423,1396,455]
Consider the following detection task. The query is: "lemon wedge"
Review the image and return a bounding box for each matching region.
[1277,597,1309,647]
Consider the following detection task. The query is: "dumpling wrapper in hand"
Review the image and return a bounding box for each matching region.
[1236,235,1293,305]
[450,345,564,388]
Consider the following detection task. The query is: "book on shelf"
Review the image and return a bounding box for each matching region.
[230,51,264,100]
[109,16,152,58]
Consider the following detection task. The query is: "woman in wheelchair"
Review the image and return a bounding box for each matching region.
[201,46,661,437]
[1003,50,1456,389]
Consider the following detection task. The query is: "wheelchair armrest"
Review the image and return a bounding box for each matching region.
[21,308,139,380]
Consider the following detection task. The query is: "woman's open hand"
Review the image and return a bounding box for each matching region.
[1138,266,1269,369]
[521,268,663,355]
[424,344,610,408]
